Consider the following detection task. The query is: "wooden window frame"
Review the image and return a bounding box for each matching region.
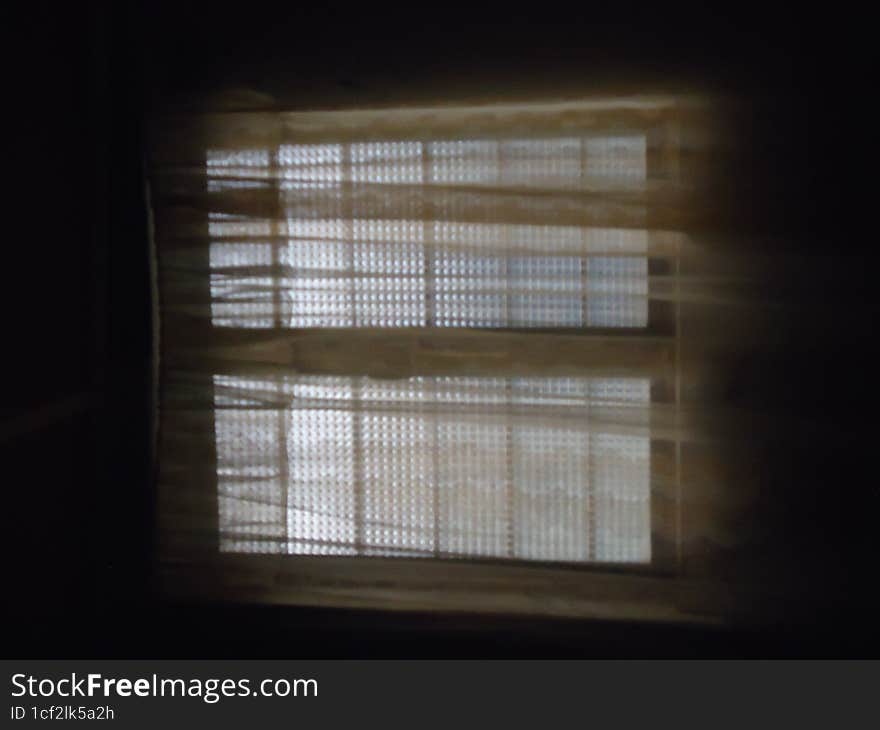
[155,109,709,625]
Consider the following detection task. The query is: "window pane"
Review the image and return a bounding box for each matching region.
[206,135,651,330]
[213,375,651,564]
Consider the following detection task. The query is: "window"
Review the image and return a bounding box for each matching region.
[153,97,691,618]
[203,131,663,565]
[206,138,650,330]
[214,374,651,563]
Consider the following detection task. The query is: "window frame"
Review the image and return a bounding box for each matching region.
[154,102,697,622]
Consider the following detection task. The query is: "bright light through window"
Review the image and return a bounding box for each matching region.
[214,375,651,563]
[205,133,653,565]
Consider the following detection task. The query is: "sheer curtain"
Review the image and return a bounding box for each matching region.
[149,95,783,620]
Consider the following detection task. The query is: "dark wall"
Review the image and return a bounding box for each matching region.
[7,3,153,655]
[6,2,875,658]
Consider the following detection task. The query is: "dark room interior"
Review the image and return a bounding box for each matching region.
[6,2,876,659]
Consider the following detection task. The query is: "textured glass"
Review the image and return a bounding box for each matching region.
[204,133,655,566]
[279,143,343,190]
[353,220,426,327]
[583,135,647,180]
[206,148,272,193]
[208,218,276,328]
[213,375,651,564]
[206,136,650,329]
[283,218,352,327]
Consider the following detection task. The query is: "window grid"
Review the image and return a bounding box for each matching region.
[206,133,657,567]
[214,375,651,564]
[207,137,649,330]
